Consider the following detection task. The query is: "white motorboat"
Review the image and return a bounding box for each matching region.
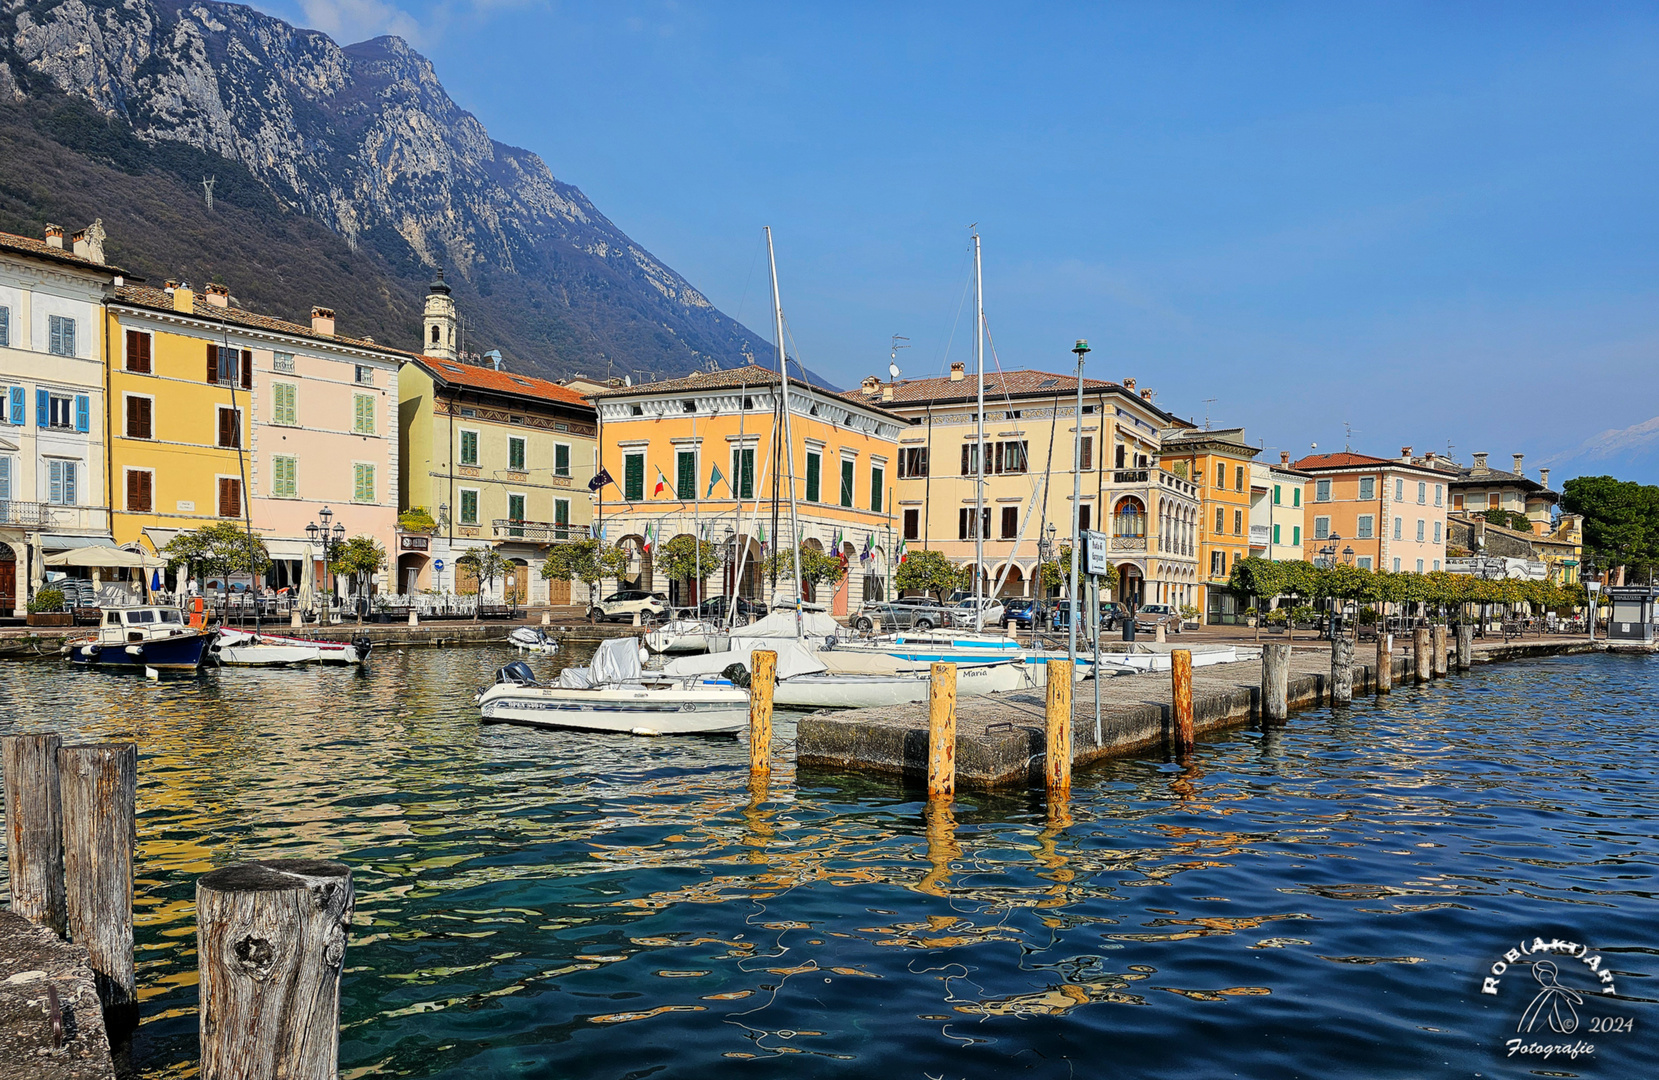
[508,626,561,653]
[477,640,749,735]
[1091,645,1249,674]
[643,618,720,654]
[210,627,371,667]
[664,642,1031,710]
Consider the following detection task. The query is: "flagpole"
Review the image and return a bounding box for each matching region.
[973,230,986,633]
[766,226,805,638]
[691,409,701,615]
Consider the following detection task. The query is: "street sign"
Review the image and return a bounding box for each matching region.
[1083,530,1109,576]
[435,559,445,571]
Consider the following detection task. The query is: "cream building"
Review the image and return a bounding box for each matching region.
[1250,454,1310,564]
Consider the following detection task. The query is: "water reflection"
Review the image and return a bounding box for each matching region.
[0,649,1655,1077]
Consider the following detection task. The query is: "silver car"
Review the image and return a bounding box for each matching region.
[853,599,952,632]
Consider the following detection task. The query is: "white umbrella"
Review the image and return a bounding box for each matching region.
[45,546,167,569]
[297,543,316,613]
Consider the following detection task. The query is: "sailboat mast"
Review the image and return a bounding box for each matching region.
[765,227,806,635]
[973,232,985,632]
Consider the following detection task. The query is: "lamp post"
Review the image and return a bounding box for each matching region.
[1069,339,1090,668]
[437,503,449,593]
[1585,556,1600,643]
[1037,521,1058,633]
[305,507,345,623]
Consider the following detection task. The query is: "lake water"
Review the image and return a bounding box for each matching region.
[1,646,1655,1078]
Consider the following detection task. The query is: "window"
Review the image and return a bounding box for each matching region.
[1215,507,1225,533]
[1273,523,1281,545]
[1273,484,1281,505]
[898,447,929,478]
[554,444,571,478]
[624,453,644,501]
[995,441,1029,474]
[125,330,152,373]
[1356,514,1374,539]
[460,430,479,466]
[1081,404,1095,414]
[1292,526,1300,546]
[0,305,8,346]
[47,315,75,357]
[217,477,240,518]
[1417,482,1426,504]
[1393,557,1401,572]
[681,399,697,413]
[1488,493,1500,510]
[1293,488,1301,507]
[354,463,376,503]
[960,443,980,475]
[1359,476,1375,500]
[554,498,570,533]
[1116,443,1127,468]
[806,452,821,502]
[1452,492,1464,510]
[1433,521,1442,543]
[629,404,643,416]
[870,465,884,512]
[903,508,920,540]
[1235,465,1245,491]
[125,396,152,439]
[1001,506,1018,538]
[354,364,374,385]
[732,447,755,498]
[273,352,295,374]
[271,455,297,498]
[125,469,152,513]
[1078,505,1091,532]
[1416,559,1424,573]
[1315,479,1332,502]
[0,455,9,498]
[1216,462,1225,487]
[1358,557,1373,570]
[46,394,73,430]
[217,407,241,448]
[1211,549,1225,577]
[1433,559,1441,571]
[840,458,854,508]
[1416,519,1425,542]
[1396,478,1404,501]
[676,450,696,499]
[1080,437,1093,471]
[1434,484,1443,507]
[1393,517,1402,540]
[459,489,479,525]
[1314,515,1331,540]
[1233,509,1243,535]
[509,436,527,471]
[3,387,18,426]
[272,382,297,426]
[353,394,376,435]
[958,507,991,539]
[507,494,525,535]
[207,345,250,388]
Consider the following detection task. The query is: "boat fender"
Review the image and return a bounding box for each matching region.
[125,644,144,657]
[720,663,751,689]
[81,644,98,658]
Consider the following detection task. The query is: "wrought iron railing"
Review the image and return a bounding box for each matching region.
[490,520,592,542]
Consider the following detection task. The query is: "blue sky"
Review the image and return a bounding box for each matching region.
[261,1,1659,484]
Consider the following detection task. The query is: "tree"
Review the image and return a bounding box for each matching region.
[1561,475,1659,580]
[542,540,630,608]
[333,536,387,625]
[657,535,718,594]
[455,547,509,618]
[1478,508,1532,533]
[894,549,961,601]
[764,544,847,601]
[164,522,271,620]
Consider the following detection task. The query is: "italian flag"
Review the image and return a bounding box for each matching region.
[897,536,908,564]
[652,469,668,498]
[642,523,654,553]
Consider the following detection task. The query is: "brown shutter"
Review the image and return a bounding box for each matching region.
[127,470,151,513]
[126,470,140,510]
[206,343,218,383]
[125,330,151,373]
[218,408,239,448]
[218,478,241,518]
[241,349,252,389]
[139,397,152,439]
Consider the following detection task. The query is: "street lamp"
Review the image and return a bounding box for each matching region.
[1069,339,1090,667]
[1585,556,1601,643]
[305,507,345,622]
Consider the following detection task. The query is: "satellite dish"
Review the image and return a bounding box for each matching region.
[624,374,633,387]
[1310,442,1318,450]
[888,362,901,380]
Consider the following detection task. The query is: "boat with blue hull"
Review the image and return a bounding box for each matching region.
[66,607,212,672]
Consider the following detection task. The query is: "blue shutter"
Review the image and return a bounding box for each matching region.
[36,389,48,428]
[9,387,22,426]
[75,395,89,433]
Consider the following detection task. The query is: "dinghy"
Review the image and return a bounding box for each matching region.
[508,626,560,653]
[210,627,371,666]
[643,618,720,654]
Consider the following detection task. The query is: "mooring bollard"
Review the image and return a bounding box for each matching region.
[1155,621,1166,644]
[1171,649,1194,755]
[58,742,137,1014]
[540,611,550,627]
[1413,627,1431,683]
[1046,660,1073,794]
[198,859,353,1080]
[927,662,957,798]
[1432,625,1449,678]
[1261,643,1290,722]
[749,649,776,777]
[1331,635,1354,705]
[291,607,304,629]
[1376,633,1393,694]
[1456,623,1474,671]
[408,608,420,627]
[1,733,67,936]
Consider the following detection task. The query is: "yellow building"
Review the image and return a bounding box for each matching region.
[1159,427,1261,622]
[591,365,903,615]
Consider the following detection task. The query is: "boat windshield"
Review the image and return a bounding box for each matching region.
[158,609,183,624]
[125,610,157,624]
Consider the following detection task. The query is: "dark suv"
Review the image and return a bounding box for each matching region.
[697,596,769,622]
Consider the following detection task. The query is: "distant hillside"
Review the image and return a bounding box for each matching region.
[0,0,770,379]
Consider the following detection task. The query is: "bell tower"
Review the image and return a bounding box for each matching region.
[422,270,458,360]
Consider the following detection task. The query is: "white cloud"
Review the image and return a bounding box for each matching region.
[296,0,426,47]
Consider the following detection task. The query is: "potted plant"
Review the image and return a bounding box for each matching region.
[1243,605,1259,628]
[1179,603,1200,628]
[26,587,71,627]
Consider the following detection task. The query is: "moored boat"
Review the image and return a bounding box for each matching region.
[67,607,212,672]
[508,626,560,653]
[210,627,372,667]
[663,641,1031,709]
[643,618,719,654]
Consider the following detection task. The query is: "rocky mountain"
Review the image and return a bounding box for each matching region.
[0,0,769,380]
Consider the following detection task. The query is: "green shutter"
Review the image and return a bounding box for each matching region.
[624,454,644,501]
[554,499,569,525]
[555,444,570,476]
[677,451,695,499]
[509,438,525,470]
[353,463,374,502]
[840,460,854,507]
[869,466,884,512]
[460,490,478,524]
[805,453,820,503]
[739,449,754,498]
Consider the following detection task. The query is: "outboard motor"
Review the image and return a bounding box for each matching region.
[720,662,751,689]
[352,634,373,662]
[495,660,537,686]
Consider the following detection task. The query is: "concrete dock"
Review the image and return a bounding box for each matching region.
[0,911,115,1080]
[797,638,1602,789]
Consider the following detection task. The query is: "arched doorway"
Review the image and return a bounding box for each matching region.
[617,535,647,591]
[1117,563,1144,606]
[665,533,701,608]
[996,563,1026,598]
[506,559,530,605]
[0,543,14,612]
[1113,496,1147,538]
[397,551,429,595]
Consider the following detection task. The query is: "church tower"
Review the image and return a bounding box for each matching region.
[422,271,459,360]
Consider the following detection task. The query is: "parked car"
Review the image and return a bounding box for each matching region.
[1134,603,1183,634]
[949,597,1007,629]
[1049,600,1129,631]
[697,595,769,622]
[1001,598,1039,629]
[852,600,952,632]
[588,590,668,623]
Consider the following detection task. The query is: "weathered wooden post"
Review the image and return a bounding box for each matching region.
[1431,625,1448,677]
[1261,643,1290,722]
[1171,649,1194,755]
[1413,627,1431,683]
[927,662,957,798]
[1331,635,1354,706]
[58,742,137,1013]
[1046,660,1073,794]
[1375,633,1393,694]
[749,649,776,777]
[1455,623,1474,671]
[198,859,353,1080]
[1,733,66,936]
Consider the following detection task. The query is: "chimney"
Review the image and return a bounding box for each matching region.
[881,384,893,402]
[1124,377,1136,391]
[163,279,178,294]
[949,361,965,382]
[1472,451,1489,472]
[71,229,89,258]
[173,285,194,313]
[1425,451,1436,465]
[1280,451,1290,466]
[1512,452,1524,475]
[1540,467,1551,490]
[1400,446,1412,462]
[44,224,64,249]
[860,375,880,396]
[204,282,230,308]
[1139,388,1152,401]
[311,306,336,337]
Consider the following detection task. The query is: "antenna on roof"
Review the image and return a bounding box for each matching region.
[202,176,216,212]
[1343,421,1359,451]
[889,334,909,380]
[1202,398,1217,430]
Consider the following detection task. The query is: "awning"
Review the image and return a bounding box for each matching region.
[263,539,315,560]
[39,534,116,553]
[140,527,181,555]
[45,545,167,569]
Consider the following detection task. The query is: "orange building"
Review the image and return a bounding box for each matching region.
[1289,449,1448,574]
[1159,427,1259,620]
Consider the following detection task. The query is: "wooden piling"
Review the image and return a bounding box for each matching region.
[1261,643,1290,722]
[1045,661,1073,794]
[749,649,776,777]
[1331,634,1354,706]
[1455,623,1474,671]
[927,662,958,798]
[1432,625,1449,677]
[58,742,137,1013]
[1171,649,1195,755]
[1376,633,1393,694]
[1413,627,1431,683]
[197,859,353,1080]
[1,733,66,936]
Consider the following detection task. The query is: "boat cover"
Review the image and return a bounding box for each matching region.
[664,640,828,680]
[729,611,841,640]
[559,637,646,688]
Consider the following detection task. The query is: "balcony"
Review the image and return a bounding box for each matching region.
[1250,524,1270,547]
[491,519,592,543]
[0,502,110,533]
[1111,469,1150,484]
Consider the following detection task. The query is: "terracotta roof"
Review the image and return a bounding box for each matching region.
[0,229,127,276]
[840,369,1189,426]
[411,355,591,408]
[1448,465,1553,498]
[1290,451,1446,476]
[594,363,908,421]
[113,285,410,357]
